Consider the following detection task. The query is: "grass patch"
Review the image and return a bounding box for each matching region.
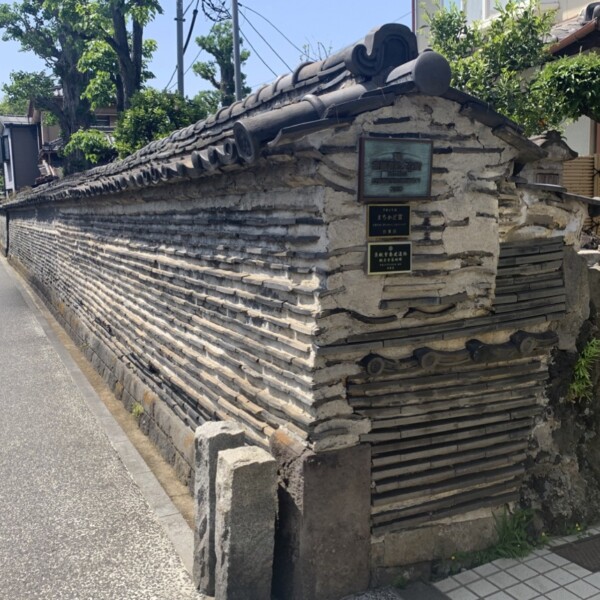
[438,508,537,576]
[132,401,144,421]
[567,337,600,403]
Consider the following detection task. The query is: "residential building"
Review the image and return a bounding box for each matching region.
[413,0,600,194]
[0,103,118,196]
[0,115,40,195]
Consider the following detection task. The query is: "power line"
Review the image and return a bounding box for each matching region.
[164,66,178,91]
[183,1,201,54]
[238,25,278,78]
[184,48,204,76]
[393,10,412,22]
[240,11,292,72]
[238,3,314,60]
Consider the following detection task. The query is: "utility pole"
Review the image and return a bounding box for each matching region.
[176,0,185,96]
[232,0,242,101]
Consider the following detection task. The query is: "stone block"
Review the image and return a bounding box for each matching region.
[193,422,245,595]
[214,446,277,600]
[556,247,589,351]
[272,442,371,600]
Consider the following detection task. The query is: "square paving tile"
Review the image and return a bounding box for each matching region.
[453,570,481,585]
[565,564,593,578]
[486,593,514,600]
[545,589,582,600]
[545,553,572,567]
[487,571,520,589]
[526,574,560,594]
[446,588,478,600]
[565,579,600,599]
[525,556,557,573]
[473,563,500,577]
[506,564,538,581]
[466,578,499,597]
[545,567,579,585]
[492,558,521,569]
[505,582,538,600]
[584,573,600,588]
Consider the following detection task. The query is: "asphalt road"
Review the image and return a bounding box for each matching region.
[0,257,202,600]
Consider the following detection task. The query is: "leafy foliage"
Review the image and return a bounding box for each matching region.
[113,89,212,157]
[74,0,161,111]
[78,37,157,111]
[567,338,600,402]
[0,0,160,162]
[63,128,117,165]
[0,0,93,150]
[440,508,536,576]
[533,52,600,126]
[427,0,600,135]
[193,21,250,108]
[2,71,56,115]
[0,96,26,116]
[299,41,332,62]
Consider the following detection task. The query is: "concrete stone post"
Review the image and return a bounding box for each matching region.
[270,435,372,600]
[214,446,278,600]
[193,421,245,595]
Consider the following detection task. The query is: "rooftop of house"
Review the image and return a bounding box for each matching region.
[0,115,33,127]
[549,2,600,55]
[2,23,546,209]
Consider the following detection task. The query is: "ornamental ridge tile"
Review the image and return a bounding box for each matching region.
[1,23,542,210]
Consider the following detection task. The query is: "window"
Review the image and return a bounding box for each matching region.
[1,136,10,163]
[94,115,111,128]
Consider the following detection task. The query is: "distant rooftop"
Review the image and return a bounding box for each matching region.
[549,2,600,55]
[0,115,32,126]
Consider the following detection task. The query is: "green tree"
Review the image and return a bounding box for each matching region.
[0,90,30,115]
[427,0,600,135]
[78,37,157,112]
[2,71,59,117]
[113,88,212,157]
[63,127,117,166]
[532,52,600,127]
[192,20,250,108]
[75,0,161,111]
[0,0,93,147]
[0,0,160,164]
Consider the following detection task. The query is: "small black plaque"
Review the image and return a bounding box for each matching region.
[367,204,410,238]
[368,242,412,275]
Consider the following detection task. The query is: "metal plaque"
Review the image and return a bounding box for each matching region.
[367,242,412,275]
[367,204,410,238]
[359,137,432,200]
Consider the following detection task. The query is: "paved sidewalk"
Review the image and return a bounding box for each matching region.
[357,528,600,600]
[0,258,201,599]
[430,528,600,600]
[7,248,600,600]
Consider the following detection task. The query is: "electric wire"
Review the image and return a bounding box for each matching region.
[239,10,292,71]
[183,48,204,76]
[238,3,315,60]
[166,4,412,96]
[165,0,200,89]
[183,2,200,54]
[238,25,279,78]
[164,66,178,91]
[393,10,412,22]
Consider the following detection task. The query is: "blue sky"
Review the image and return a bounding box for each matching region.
[0,0,413,99]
